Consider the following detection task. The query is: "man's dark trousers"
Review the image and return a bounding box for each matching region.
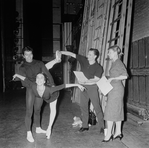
[80,85,104,129]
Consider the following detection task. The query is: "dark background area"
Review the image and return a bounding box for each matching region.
[23,0,53,60]
[0,0,55,92]
[0,0,84,92]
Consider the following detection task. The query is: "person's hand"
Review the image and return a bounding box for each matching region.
[56,50,62,62]
[78,84,86,91]
[107,78,113,83]
[12,74,18,80]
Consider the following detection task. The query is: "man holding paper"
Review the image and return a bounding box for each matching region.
[59,48,104,133]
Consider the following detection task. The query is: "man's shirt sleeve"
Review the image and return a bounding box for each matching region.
[95,64,104,78]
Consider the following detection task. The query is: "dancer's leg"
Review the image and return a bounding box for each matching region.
[46,99,57,139]
[34,97,46,133]
[25,88,35,142]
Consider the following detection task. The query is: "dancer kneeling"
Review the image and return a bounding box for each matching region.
[13,73,85,139]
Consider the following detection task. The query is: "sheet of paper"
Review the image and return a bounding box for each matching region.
[73,71,88,82]
[96,76,113,96]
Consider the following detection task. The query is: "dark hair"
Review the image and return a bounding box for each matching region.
[22,46,33,55]
[36,73,48,83]
[89,48,100,61]
[39,73,53,86]
[108,45,122,56]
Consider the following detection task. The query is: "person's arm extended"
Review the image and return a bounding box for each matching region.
[13,74,33,88]
[13,74,26,81]
[65,84,85,91]
[45,50,62,70]
[49,83,85,94]
[79,76,100,85]
[108,75,127,83]
[45,59,61,70]
[61,51,76,58]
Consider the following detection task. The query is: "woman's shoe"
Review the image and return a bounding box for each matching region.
[113,134,123,140]
[102,135,113,143]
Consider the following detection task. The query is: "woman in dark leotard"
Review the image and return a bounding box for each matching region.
[13,73,85,139]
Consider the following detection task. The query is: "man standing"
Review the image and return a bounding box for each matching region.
[19,46,59,142]
[59,48,104,133]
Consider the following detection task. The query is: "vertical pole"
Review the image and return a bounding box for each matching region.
[123,0,133,66]
[16,0,24,55]
[0,0,5,92]
[63,22,72,84]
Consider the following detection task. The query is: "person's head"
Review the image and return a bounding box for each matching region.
[22,46,33,63]
[36,73,47,86]
[87,48,100,63]
[108,45,122,61]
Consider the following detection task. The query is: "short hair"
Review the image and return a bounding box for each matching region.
[89,48,100,61]
[108,45,122,55]
[22,46,33,55]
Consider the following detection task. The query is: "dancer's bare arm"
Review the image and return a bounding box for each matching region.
[65,84,85,91]
[60,51,76,58]
[45,50,62,70]
[13,74,26,81]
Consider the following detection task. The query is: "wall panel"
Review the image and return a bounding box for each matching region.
[128,36,149,119]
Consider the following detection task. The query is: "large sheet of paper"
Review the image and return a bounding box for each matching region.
[96,76,113,96]
[73,71,88,82]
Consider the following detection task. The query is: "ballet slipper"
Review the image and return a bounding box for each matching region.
[27,131,34,143]
[46,127,51,139]
[36,127,46,134]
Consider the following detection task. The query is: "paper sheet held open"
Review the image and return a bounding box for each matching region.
[73,71,113,95]
[73,71,88,82]
[96,76,113,96]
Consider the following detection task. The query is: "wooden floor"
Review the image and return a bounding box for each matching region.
[0,88,149,148]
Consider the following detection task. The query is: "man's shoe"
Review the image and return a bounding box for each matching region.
[100,128,104,134]
[79,127,89,132]
[27,131,34,143]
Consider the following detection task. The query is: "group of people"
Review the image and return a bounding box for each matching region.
[13,45,128,143]
[59,46,128,143]
[13,46,85,142]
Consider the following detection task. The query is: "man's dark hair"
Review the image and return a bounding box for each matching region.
[89,48,100,61]
[22,46,33,55]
